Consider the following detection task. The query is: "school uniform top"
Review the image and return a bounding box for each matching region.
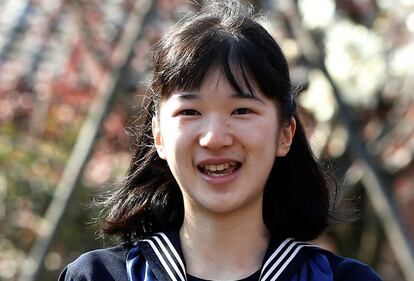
[58,230,382,281]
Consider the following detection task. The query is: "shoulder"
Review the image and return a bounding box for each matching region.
[322,251,382,281]
[58,244,132,281]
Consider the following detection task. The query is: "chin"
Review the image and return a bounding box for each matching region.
[197,197,262,216]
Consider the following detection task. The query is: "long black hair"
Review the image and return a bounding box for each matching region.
[100,0,338,242]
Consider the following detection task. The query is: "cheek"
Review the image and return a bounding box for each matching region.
[160,122,193,160]
[237,119,278,152]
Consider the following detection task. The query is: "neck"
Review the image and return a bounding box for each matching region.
[180,201,270,280]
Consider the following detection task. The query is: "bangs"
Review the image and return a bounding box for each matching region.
[154,29,268,100]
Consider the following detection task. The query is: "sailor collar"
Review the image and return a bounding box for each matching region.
[126,230,323,281]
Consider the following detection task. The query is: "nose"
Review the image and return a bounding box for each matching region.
[199,116,233,150]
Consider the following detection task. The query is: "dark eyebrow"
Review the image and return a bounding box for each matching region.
[175,92,199,100]
[174,91,263,103]
[231,92,264,103]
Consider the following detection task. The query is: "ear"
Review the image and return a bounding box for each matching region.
[152,117,166,160]
[276,117,296,157]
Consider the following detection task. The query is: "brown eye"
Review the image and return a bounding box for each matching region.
[179,109,200,116]
[232,108,252,115]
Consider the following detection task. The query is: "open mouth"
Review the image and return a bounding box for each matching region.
[197,162,241,177]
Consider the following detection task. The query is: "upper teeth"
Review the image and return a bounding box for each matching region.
[202,162,235,172]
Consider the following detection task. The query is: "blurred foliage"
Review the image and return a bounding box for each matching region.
[0,0,413,280]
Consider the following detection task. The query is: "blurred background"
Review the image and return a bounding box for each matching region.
[0,0,413,280]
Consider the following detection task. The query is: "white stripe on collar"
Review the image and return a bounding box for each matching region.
[142,233,187,281]
[156,232,187,275]
[140,238,179,281]
[260,238,318,281]
[262,238,294,273]
[271,244,316,281]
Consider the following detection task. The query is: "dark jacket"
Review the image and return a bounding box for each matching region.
[59,231,382,281]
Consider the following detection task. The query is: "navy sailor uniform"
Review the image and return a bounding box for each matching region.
[59,230,382,281]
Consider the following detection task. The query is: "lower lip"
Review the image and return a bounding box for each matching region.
[198,168,240,185]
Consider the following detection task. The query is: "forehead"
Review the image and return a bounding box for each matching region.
[201,68,244,92]
[169,66,263,100]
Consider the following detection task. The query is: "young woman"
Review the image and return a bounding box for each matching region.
[59,1,382,280]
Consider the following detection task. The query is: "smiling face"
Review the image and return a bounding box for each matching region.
[152,68,294,217]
